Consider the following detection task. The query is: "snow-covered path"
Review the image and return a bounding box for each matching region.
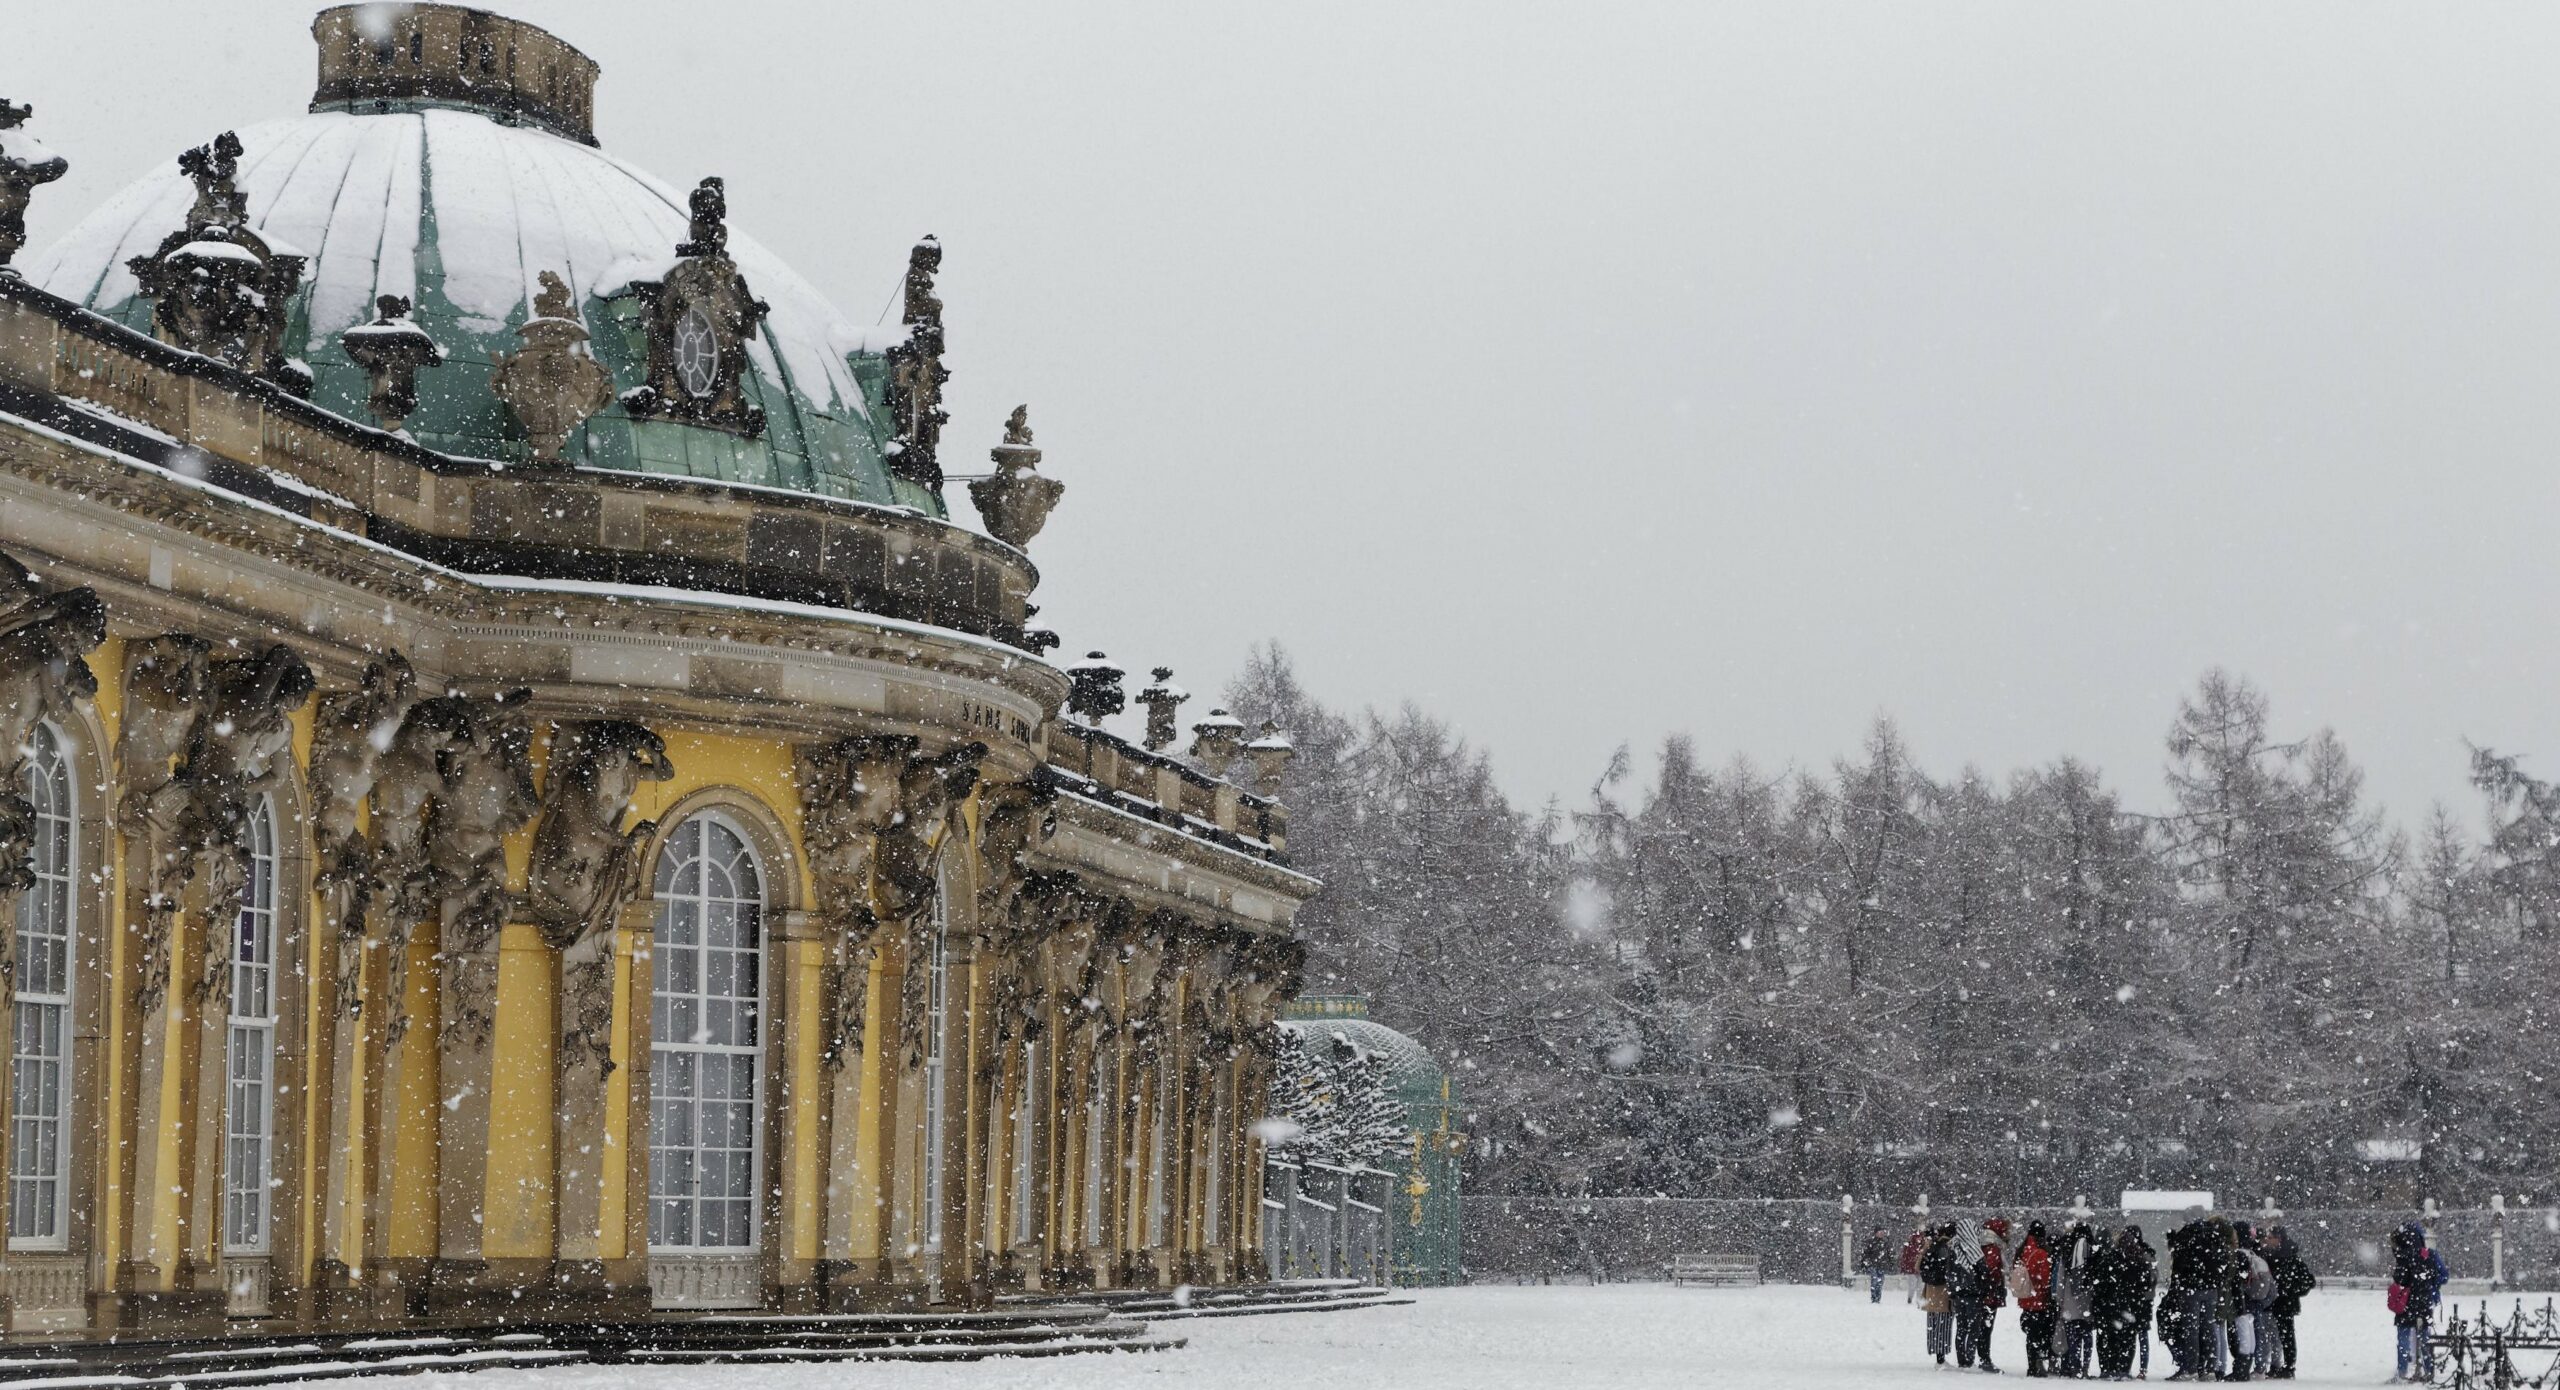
[416,1283,2488,1389]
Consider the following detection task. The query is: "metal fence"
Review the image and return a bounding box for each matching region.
[1464,1196,2560,1289]
[1264,1162,1394,1285]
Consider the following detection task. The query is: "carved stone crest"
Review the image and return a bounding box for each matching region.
[883,237,949,491]
[125,132,311,394]
[968,405,1065,550]
[490,270,615,464]
[610,177,769,437]
[0,100,68,274]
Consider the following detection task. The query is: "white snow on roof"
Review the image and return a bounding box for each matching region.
[25,109,875,421]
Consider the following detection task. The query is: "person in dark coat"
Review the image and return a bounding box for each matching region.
[2094,1224,2156,1380]
[2059,1222,2100,1378]
[1965,1228,2009,1374]
[1922,1224,1962,1366]
[2260,1225,2314,1380]
[2391,1223,2445,1381]
[1864,1225,1895,1303]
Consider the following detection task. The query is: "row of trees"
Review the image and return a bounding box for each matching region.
[1227,647,2560,1207]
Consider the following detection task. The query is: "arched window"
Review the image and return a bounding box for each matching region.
[222,796,278,1254]
[8,725,74,1247]
[919,858,954,1253]
[649,814,764,1252]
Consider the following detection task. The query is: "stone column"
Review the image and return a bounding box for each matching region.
[769,909,826,1310]
[612,903,653,1304]
[424,908,502,1312]
[362,915,439,1318]
[949,937,988,1305]
[181,886,238,1314]
[552,906,625,1310]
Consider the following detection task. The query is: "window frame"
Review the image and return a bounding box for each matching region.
[647,812,768,1255]
[7,723,76,1252]
[222,795,279,1257]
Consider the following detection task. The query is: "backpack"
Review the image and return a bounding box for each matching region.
[2243,1251,2275,1309]
[2007,1256,2037,1301]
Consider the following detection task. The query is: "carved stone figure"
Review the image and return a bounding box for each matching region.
[184,645,317,1008]
[529,720,672,949]
[874,741,986,925]
[338,295,443,433]
[612,178,770,437]
[1064,652,1124,728]
[1134,668,1187,753]
[968,404,1065,550]
[800,733,917,1068]
[883,237,949,490]
[125,132,311,394]
[1244,721,1295,796]
[490,270,614,464]
[109,640,313,1013]
[424,691,538,1043]
[0,100,68,273]
[356,693,477,1027]
[881,742,987,1072]
[1188,707,1245,770]
[531,721,672,1075]
[0,552,105,904]
[971,774,1056,932]
[309,653,419,1005]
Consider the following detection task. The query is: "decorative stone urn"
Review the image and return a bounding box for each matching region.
[338,295,444,433]
[969,405,1065,550]
[492,270,616,465]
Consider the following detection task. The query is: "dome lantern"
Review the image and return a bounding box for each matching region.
[311,4,600,147]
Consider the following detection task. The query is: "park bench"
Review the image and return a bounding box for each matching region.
[1668,1253,1762,1287]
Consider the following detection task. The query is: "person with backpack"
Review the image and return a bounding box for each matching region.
[2232,1223,2276,1381]
[1967,1226,2010,1374]
[2261,1225,2315,1380]
[2389,1222,2443,1382]
[1922,1223,1961,1366]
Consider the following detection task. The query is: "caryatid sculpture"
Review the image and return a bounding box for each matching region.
[0,552,106,914]
[531,720,673,1073]
[800,733,918,1067]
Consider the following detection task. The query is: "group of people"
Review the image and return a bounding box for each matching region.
[1873,1214,2319,1380]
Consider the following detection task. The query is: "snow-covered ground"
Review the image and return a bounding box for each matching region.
[415,1282,2511,1389]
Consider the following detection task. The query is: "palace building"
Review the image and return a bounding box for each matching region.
[0,3,1314,1340]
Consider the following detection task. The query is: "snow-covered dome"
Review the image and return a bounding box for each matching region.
[1280,998,1448,1106]
[24,7,933,513]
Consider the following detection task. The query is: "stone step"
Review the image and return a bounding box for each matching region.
[0,1305,1180,1386]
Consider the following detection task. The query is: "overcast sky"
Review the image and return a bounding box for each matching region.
[16,2,2560,827]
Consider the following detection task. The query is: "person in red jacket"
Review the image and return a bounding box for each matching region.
[2015,1222,2057,1378]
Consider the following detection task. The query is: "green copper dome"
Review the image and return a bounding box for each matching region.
[27,37,936,512]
